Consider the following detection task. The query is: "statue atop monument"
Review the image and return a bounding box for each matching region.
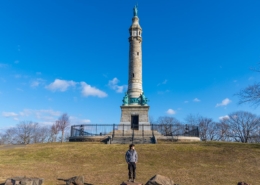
[133,5,138,17]
[122,92,129,105]
[140,92,148,105]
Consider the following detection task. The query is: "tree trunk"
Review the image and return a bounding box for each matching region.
[61,130,64,143]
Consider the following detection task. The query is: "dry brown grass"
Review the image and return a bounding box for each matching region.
[0,142,259,185]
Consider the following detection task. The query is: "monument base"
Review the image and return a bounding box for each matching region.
[119,105,150,130]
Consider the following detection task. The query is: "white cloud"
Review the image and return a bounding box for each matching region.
[108,78,127,93]
[70,116,91,125]
[2,109,62,124]
[219,115,229,120]
[2,112,20,121]
[216,98,231,107]
[193,98,201,102]
[46,79,76,92]
[31,78,45,87]
[2,112,19,118]
[166,109,176,115]
[157,79,168,86]
[81,119,91,124]
[184,100,189,103]
[81,82,107,98]
[162,79,167,84]
[45,79,108,98]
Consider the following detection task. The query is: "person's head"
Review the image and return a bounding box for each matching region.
[129,144,135,150]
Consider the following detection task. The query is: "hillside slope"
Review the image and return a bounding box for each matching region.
[0,142,259,185]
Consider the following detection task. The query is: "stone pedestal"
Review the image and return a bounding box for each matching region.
[121,181,142,185]
[119,105,150,130]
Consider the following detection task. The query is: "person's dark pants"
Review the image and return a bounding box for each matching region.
[128,162,136,179]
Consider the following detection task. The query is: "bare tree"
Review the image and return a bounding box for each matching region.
[236,63,260,107]
[50,122,60,142]
[31,122,40,144]
[56,113,70,143]
[249,125,260,143]
[156,116,181,136]
[0,133,4,145]
[185,113,200,126]
[16,121,39,144]
[1,127,17,144]
[64,130,71,142]
[197,117,218,141]
[215,121,231,141]
[236,83,260,107]
[223,111,260,143]
[185,114,218,140]
[32,126,50,143]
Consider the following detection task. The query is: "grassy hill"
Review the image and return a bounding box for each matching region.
[0,142,259,185]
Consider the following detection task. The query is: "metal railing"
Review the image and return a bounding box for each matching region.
[70,124,199,139]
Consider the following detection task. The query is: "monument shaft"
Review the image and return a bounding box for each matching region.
[128,16,143,104]
[119,6,150,130]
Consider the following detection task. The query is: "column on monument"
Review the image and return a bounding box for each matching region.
[128,16,143,105]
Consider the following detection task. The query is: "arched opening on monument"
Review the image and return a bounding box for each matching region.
[131,115,139,130]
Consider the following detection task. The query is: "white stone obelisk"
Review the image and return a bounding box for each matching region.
[119,6,150,130]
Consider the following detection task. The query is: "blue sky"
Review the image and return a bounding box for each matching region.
[1,0,260,131]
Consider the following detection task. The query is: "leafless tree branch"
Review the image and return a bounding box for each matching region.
[56,113,70,143]
[236,83,260,107]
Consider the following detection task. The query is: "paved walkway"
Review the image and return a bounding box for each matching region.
[0,144,26,150]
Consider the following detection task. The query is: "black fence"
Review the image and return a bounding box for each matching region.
[70,124,199,138]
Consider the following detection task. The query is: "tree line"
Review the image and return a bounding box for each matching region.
[0,113,70,145]
[1,111,260,144]
[151,110,260,143]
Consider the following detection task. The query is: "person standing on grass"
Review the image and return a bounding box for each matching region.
[125,144,138,182]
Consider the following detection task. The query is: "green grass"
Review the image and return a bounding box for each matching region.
[0,142,259,185]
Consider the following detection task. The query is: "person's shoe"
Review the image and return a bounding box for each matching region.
[133,179,135,182]
[128,179,132,182]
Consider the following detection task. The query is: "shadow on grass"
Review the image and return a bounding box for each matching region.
[57,179,93,185]
[57,182,93,185]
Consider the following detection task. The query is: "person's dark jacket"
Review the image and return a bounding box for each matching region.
[125,149,138,163]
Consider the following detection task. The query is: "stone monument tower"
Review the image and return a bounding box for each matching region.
[119,6,150,130]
